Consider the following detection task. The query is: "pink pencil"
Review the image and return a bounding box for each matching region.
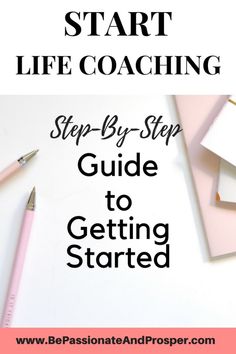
[1,187,36,327]
[0,150,39,184]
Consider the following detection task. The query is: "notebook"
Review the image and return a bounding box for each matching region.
[175,95,236,257]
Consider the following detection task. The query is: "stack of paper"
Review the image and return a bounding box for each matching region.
[175,95,236,257]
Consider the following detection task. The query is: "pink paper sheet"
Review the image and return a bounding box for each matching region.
[175,95,236,257]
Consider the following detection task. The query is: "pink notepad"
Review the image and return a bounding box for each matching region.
[175,95,236,257]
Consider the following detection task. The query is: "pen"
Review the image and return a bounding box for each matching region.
[0,150,39,184]
[1,187,36,327]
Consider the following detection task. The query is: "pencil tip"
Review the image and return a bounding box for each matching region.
[20,150,39,164]
[27,187,36,211]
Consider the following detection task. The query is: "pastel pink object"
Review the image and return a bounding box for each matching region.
[0,161,20,183]
[1,210,34,327]
[175,95,236,257]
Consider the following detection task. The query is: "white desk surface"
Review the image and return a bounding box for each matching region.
[0,95,236,327]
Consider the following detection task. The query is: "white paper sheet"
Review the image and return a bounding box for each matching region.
[201,96,236,166]
[216,159,236,203]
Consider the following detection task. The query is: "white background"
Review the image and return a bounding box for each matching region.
[0,96,236,327]
[0,0,236,327]
[0,0,235,94]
